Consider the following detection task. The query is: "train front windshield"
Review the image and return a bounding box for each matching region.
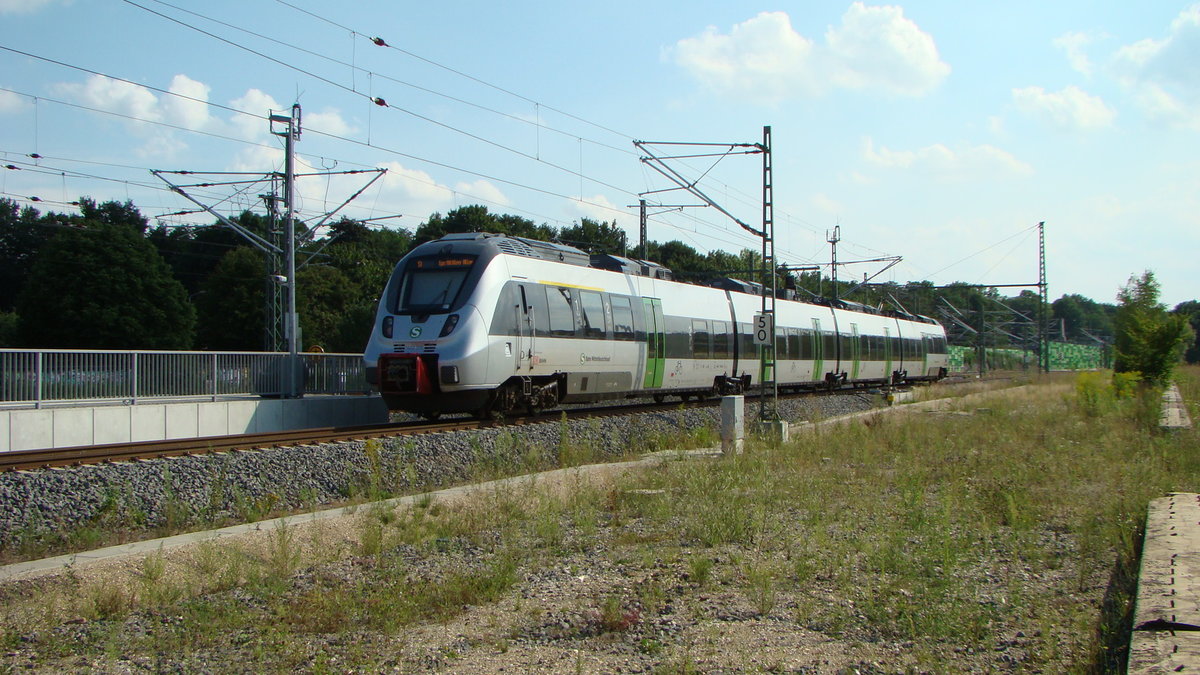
[394,255,477,314]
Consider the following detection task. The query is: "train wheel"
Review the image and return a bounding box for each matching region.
[652,394,665,403]
[420,411,442,421]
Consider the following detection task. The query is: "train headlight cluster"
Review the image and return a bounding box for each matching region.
[382,315,394,338]
[439,314,460,337]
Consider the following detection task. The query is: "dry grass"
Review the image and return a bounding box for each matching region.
[2,370,1197,672]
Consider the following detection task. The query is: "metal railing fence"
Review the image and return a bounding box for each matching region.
[0,349,371,408]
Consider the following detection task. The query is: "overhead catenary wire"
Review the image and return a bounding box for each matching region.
[6,24,786,249]
[121,0,810,254]
[6,14,855,273]
[140,0,636,158]
[119,0,640,201]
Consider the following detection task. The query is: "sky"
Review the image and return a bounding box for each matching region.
[0,0,1197,307]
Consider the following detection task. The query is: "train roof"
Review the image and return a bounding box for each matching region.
[421,233,940,326]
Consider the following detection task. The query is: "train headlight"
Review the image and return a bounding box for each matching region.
[382,315,394,338]
[439,314,460,337]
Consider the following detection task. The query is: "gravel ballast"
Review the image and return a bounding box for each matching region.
[0,394,875,552]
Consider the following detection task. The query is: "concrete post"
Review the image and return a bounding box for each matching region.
[721,395,744,454]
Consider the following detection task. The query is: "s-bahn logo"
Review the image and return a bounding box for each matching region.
[409,326,423,338]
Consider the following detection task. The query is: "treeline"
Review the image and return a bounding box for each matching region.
[1,197,1197,360]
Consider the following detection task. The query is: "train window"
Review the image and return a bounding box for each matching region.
[823,332,838,362]
[712,321,729,359]
[738,322,756,358]
[579,291,606,339]
[488,282,520,335]
[775,331,787,360]
[611,296,635,341]
[395,254,477,314]
[665,316,691,358]
[547,287,576,337]
[521,284,550,336]
[787,328,800,360]
[692,320,711,358]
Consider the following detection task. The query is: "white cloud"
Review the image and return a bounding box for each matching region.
[570,193,622,223]
[1112,5,1200,128]
[335,161,457,221]
[811,193,843,215]
[1053,31,1098,77]
[227,145,283,174]
[0,89,29,113]
[1132,82,1200,129]
[670,12,816,101]
[824,3,950,96]
[862,137,1033,179]
[1012,85,1115,131]
[454,179,510,208]
[163,74,212,131]
[670,4,949,102]
[0,0,59,14]
[304,108,353,137]
[55,74,162,123]
[229,89,282,141]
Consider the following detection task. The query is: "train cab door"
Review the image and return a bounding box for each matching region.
[641,298,665,389]
[516,285,534,371]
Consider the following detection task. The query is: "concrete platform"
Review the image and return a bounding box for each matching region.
[0,395,389,453]
[1130,493,1200,674]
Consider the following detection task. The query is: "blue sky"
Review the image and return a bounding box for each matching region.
[1,0,1196,306]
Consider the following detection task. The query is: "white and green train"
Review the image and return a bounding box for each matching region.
[363,233,949,419]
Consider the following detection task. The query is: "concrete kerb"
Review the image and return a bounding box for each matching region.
[0,384,1027,585]
[1160,383,1193,431]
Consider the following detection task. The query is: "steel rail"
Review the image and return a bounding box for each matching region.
[0,397,732,472]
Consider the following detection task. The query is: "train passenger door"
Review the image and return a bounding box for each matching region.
[850,324,861,380]
[811,318,823,381]
[641,298,665,389]
[921,334,932,377]
[883,326,893,378]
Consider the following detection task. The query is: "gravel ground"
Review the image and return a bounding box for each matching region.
[0,394,875,554]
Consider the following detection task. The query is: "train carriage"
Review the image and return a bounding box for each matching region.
[363,232,948,418]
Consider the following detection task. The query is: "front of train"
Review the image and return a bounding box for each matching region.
[363,233,504,417]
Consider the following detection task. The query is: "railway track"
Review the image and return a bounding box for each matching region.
[0,397,737,472]
[0,378,967,473]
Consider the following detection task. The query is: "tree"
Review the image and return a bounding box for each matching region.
[1113,271,1192,384]
[296,265,356,351]
[558,218,626,255]
[78,197,149,234]
[1052,294,1114,342]
[16,221,195,349]
[1173,300,1200,364]
[413,205,553,245]
[0,198,54,312]
[194,247,267,351]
